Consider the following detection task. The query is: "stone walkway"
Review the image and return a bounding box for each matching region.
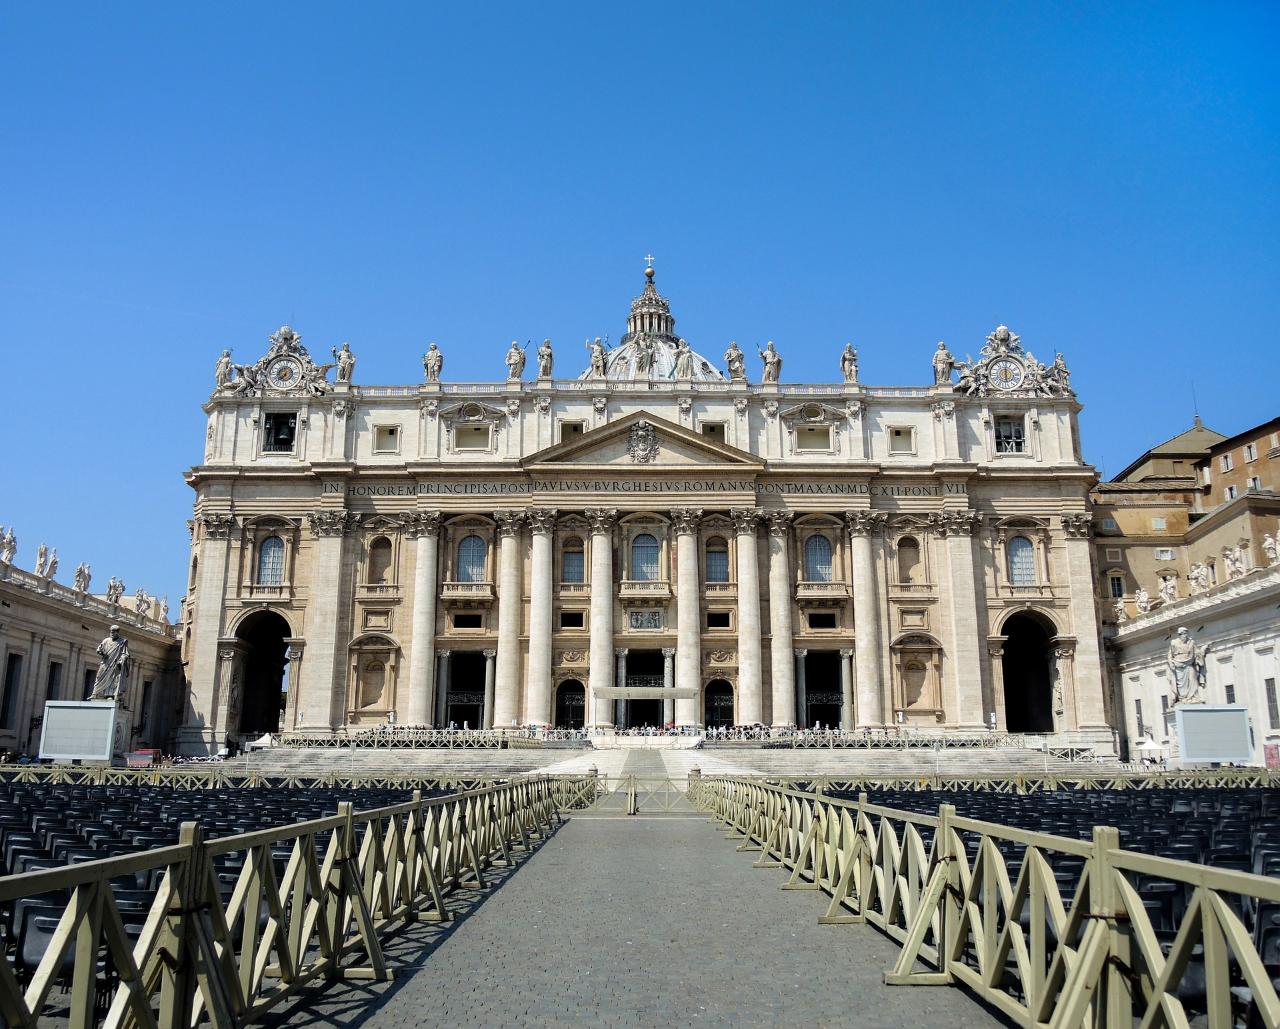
[262,816,1006,1028]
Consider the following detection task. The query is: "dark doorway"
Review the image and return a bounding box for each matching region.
[1002,614,1055,733]
[704,680,734,728]
[621,650,664,728]
[555,680,585,730]
[235,611,290,737]
[803,651,842,728]
[447,652,486,728]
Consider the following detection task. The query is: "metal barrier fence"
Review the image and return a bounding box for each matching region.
[0,776,582,1027]
[691,776,1280,1028]
[755,768,1280,794]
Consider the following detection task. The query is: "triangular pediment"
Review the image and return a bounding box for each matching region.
[525,411,764,470]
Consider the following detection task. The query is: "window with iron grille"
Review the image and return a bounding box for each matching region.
[262,413,297,453]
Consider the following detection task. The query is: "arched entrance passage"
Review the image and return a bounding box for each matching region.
[234,611,291,737]
[554,680,585,730]
[1002,613,1055,733]
[704,680,734,728]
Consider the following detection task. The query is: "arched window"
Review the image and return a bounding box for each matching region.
[367,536,393,584]
[458,535,487,583]
[562,537,585,584]
[631,533,660,581]
[257,535,285,585]
[897,536,921,584]
[1008,535,1035,586]
[705,537,729,583]
[803,535,833,582]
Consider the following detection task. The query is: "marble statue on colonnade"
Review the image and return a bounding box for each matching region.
[1189,562,1211,594]
[1264,533,1280,566]
[89,625,130,701]
[1158,575,1178,605]
[0,528,14,565]
[1134,586,1152,614]
[73,562,91,593]
[932,341,955,384]
[537,339,553,378]
[34,543,48,577]
[331,342,356,384]
[106,576,125,605]
[505,341,526,380]
[840,343,858,384]
[723,340,745,381]
[758,341,782,383]
[423,342,443,382]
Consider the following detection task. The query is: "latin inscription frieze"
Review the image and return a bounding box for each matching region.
[327,478,966,498]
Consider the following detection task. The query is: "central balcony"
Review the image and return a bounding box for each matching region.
[795,581,850,602]
[619,579,672,601]
[441,580,495,605]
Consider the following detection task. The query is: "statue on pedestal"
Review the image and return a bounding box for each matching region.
[674,338,695,380]
[45,548,58,580]
[1223,544,1247,579]
[106,576,125,605]
[1189,561,1211,593]
[34,544,48,577]
[1158,575,1178,605]
[73,562,91,593]
[331,343,356,384]
[423,343,444,382]
[214,350,233,391]
[134,589,152,620]
[537,339,554,378]
[89,626,130,701]
[1264,533,1280,566]
[840,344,859,384]
[933,342,955,385]
[0,528,14,564]
[758,341,782,383]
[724,341,746,382]
[585,337,608,379]
[505,341,526,380]
[1134,586,1152,614]
[1113,597,1127,623]
[1167,626,1209,705]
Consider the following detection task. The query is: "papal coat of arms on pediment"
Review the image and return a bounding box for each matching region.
[627,420,659,463]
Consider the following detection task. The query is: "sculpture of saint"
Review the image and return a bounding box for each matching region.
[537,339,553,378]
[839,344,859,384]
[505,341,527,380]
[135,588,152,619]
[0,528,14,564]
[73,562,91,593]
[45,548,58,580]
[1112,597,1127,623]
[674,338,694,379]
[423,343,444,382]
[158,596,169,621]
[1166,626,1209,704]
[1134,586,1151,614]
[758,341,782,383]
[724,341,746,381]
[635,337,656,377]
[1048,353,1071,394]
[933,342,955,385]
[34,544,48,577]
[106,576,125,604]
[89,626,130,701]
[332,343,356,384]
[1158,574,1178,605]
[215,350,233,390]
[585,337,608,379]
[1264,533,1280,567]
[1223,544,1245,579]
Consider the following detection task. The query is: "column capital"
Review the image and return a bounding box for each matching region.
[845,510,889,537]
[669,508,703,535]
[308,510,359,538]
[403,510,443,538]
[986,635,1007,658]
[929,509,982,537]
[615,647,629,658]
[437,648,452,658]
[199,513,237,539]
[482,648,497,659]
[839,647,854,658]
[1061,512,1093,538]
[730,508,762,534]
[493,510,525,537]
[585,508,619,534]
[765,511,794,536]
[661,647,676,658]
[526,508,559,534]
[794,648,808,658]
[285,646,305,661]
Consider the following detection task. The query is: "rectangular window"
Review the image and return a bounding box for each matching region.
[1249,476,1261,491]
[995,416,1025,454]
[1151,516,1167,530]
[561,550,585,584]
[373,425,400,454]
[1222,453,1234,472]
[1105,548,1121,561]
[1155,548,1175,561]
[452,613,482,630]
[796,425,831,451]
[1224,684,1236,705]
[706,611,731,629]
[1226,485,1238,501]
[1267,679,1280,731]
[558,421,585,442]
[46,661,63,703]
[1,654,22,729]
[705,550,729,583]
[262,412,298,453]
[807,612,837,630]
[559,611,585,630]
[1160,695,1170,728]
[454,425,491,451]
[888,427,915,455]
[140,681,153,729]
[1135,698,1145,738]
[1102,518,1119,532]
[1109,575,1125,599]
[700,423,726,444]
[1246,442,1258,462]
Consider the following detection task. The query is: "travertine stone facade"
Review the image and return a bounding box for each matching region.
[177,270,1110,755]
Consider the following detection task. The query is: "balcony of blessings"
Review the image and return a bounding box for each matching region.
[330,480,968,498]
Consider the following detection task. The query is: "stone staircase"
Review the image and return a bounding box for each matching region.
[700,747,1114,778]
[222,747,557,778]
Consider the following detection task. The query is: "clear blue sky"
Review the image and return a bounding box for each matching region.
[2,2,1277,608]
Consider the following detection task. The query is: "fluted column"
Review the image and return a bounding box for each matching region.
[405,512,443,725]
[435,650,451,726]
[671,508,703,726]
[615,649,628,727]
[795,649,808,728]
[492,511,525,728]
[839,647,855,730]
[847,510,888,727]
[662,647,675,726]
[732,508,763,724]
[586,509,618,727]
[765,512,796,727]
[524,508,557,726]
[482,648,497,729]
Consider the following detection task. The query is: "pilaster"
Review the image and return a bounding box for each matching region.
[732,508,763,724]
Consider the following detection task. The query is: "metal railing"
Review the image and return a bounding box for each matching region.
[692,776,1280,1028]
[0,776,580,1026]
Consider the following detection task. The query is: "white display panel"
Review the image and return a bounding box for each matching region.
[39,701,118,762]
[1175,704,1252,765]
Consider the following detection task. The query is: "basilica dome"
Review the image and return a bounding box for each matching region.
[579,266,725,382]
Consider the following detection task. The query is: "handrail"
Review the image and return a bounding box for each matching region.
[692,775,1280,1028]
[0,774,587,1026]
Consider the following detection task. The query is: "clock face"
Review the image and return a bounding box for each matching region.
[989,357,1024,391]
[267,357,303,390]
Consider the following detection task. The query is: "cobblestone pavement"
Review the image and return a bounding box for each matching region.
[261,816,1006,1028]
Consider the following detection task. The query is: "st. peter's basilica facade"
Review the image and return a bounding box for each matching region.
[176,266,1110,755]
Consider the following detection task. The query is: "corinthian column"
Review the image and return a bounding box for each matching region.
[765,511,796,727]
[846,510,888,727]
[732,508,763,724]
[405,511,442,725]
[938,509,985,727]
[671,508,703,726]
[300,510,358,728]
[1061,513,1106,728]
[524,508,557,726]
[586,509,618,727]
[492,510,525,728]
